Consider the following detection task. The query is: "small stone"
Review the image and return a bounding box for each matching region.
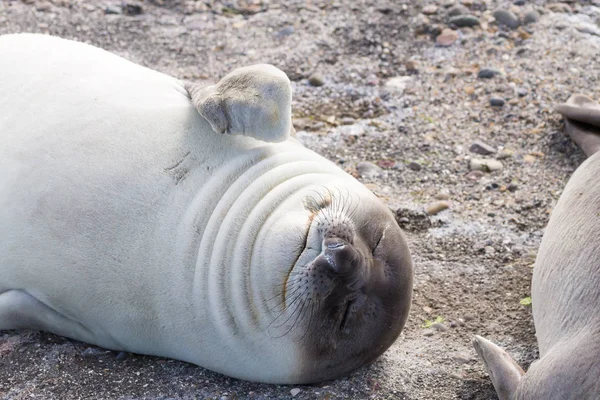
[82,347,103,358]
[466,170,484,180]
[514,0,525,5]
[470,159,503,172]
[469,140,496,155]
[523,154,536,163]
[356,161,382,179]
[449,15,481,27]
[493,9,521,29]
[464,85,475,95]
[425,201,451,215]
[308,73,325,87]
[385,76,411,93]
[290,388,301,397]
[423,4,438,15]
[576,24,600,37]
[498,149,514,159]
[116,351,128,361]
[423,306,433,313]
[548,3,572,14]
[122,2,143,16]
[507,183,518,192]
[447,5,470,17]
[35,1,52,11]
[436,28,459,47]
[414,14,432,35]
[485,246,496,255]
[435,190,451,200]
[407,161,422,171]
[105,5,121,14]
[432,323,448,332]
[522,9,540,24]
[517,87,528,97]
[490,97,505,107]
[423,329,435,337]
[478,68,501,79]
[405,60,419,72]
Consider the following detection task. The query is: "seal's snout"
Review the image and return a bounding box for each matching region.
[320,237,362,278]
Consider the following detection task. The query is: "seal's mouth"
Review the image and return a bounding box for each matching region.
[339,297,357,331]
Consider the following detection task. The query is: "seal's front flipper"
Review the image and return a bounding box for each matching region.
[555,94,600,157]
[186,64,292,143]
[473,335,524,400]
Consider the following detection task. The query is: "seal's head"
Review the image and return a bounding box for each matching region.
[260,186,413,383]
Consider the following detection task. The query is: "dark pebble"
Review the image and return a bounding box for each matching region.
[508,183,518,192]
[407,161,422,171]
[122,3,143,16]
[447,5,470,17]
[116,351,128,361]
[490,97,506,107]
[478,68,501,79]
[470,140,496,155]
[493,9,521,29]
[517,87,528,97]
[449,15,480,27]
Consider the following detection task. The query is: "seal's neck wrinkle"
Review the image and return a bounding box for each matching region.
[188,143,349,356]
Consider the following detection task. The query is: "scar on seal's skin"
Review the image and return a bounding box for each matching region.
[164,151,191,185]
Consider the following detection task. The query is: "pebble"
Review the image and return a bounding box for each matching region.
[423,329,435,337]
[436,28,459,47]
[490,97,506,107]
[449,15,481,27]
[469,140,496,155]
[308,73,325,87]
[425,201,451,215]
[576,24,600,37]
[105,5,121,14]
[477,68,500,79]
[407,161,422,171]
[405,60,419,72]
[470,159,504,172]
[422,5,438,15]
[548,3,572,13]
[116,351,128,361]
[384,76,411,93]
[290,388,301,397]
[497,149,514,159]
[122,2,143,16]
[517,87,528,97]
[431,322,449,332]
[522,9,540,24]
[435,190,451,200]
[484,246,496,255]
[508,183,518,192]
[82,347,103,358]
[447,5,470,17]
[493,9,521,29]
[356,161,382,179]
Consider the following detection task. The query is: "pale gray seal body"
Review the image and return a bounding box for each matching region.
[473,94,600,399]
[0,34,413,384]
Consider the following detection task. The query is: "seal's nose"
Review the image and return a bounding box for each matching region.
[318,237,361,278]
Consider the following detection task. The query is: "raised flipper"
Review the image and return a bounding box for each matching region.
[473,335,524,400]
[555,94,600,157]
[185,64,293,143]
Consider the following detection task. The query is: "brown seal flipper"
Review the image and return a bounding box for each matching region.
[555,94,600,157]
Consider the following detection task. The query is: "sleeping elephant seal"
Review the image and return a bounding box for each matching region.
[473,94,600,399]
[0,34,413,384]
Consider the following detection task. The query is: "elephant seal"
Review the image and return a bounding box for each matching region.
[0,34,413,384]
[473,94,600,399]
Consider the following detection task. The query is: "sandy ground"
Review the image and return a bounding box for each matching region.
[1,0,600,398]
